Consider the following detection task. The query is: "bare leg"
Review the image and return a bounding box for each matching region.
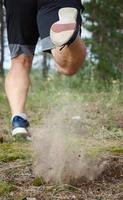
[5,55,33,116]
[52,36,86,76]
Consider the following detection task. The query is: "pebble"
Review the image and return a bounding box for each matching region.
[25,198,36,200]
[72,116,81,120]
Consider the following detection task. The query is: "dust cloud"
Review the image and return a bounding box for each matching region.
[32,92,106,184]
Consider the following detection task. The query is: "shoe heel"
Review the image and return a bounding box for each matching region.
[59,8,77,23]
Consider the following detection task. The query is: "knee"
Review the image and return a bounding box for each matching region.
[12,54,33,69]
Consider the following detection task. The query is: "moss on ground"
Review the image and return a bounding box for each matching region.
[15,195,27,200]
[32,177,45,187]
[117,183,123,189]
[0,180,14,197]
[0,142,31,162]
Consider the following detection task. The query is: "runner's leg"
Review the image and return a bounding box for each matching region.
[5,0,38,115]
[4,0,38,137]
[38,0,86,75]
[5,55,33,115]
[51,36,86,75]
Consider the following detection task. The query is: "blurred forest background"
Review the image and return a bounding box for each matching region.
[0,0,123,89]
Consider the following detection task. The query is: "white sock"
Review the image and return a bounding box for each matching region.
[11,113,27,121]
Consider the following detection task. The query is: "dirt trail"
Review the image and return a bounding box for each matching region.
[0,155,123,200]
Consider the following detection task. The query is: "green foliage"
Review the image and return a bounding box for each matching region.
[83,0,123,83]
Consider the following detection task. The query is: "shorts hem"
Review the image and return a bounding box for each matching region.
[41,36,55,53]
[9,44,36,59]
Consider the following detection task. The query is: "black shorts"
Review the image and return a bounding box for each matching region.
[4,0,84,59]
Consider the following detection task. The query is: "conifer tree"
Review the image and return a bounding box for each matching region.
[84,0,123,82]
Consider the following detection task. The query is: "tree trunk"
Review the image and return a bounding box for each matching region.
[0,0,5,76]
[42,52,49,79]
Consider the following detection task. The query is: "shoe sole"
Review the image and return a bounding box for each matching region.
[50,7,78,47]
[12,127,32,141]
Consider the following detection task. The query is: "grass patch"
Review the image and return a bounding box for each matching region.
[0,180,14,197]
[0,142,31,162]
[88,145,123,157]
[108,146,123,154]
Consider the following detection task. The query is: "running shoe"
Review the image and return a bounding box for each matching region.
[12,116,31,140]
[50,7,78,47]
